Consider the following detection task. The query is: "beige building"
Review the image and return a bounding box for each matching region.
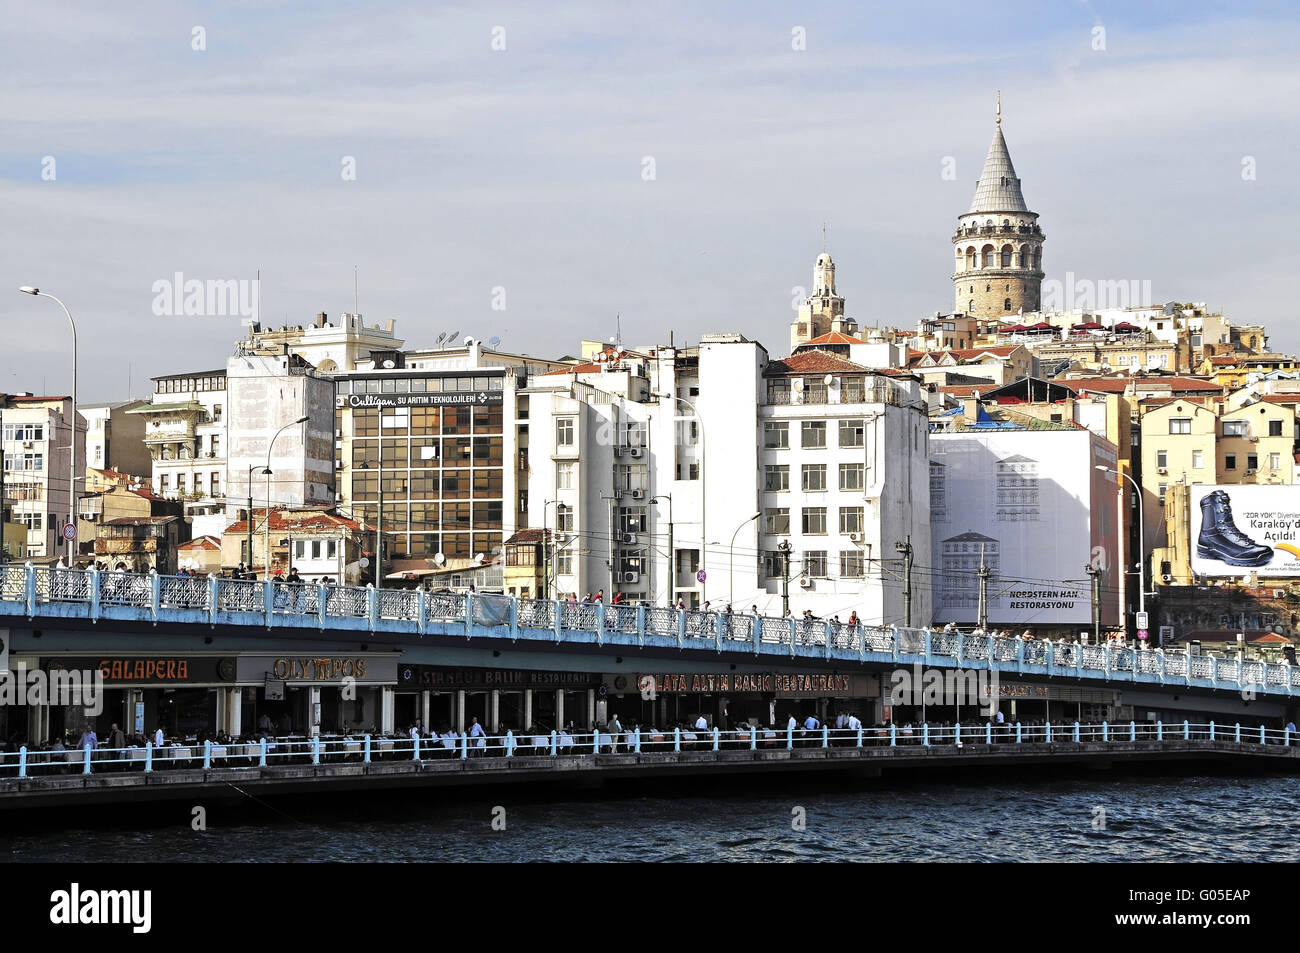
[1216,400,1295,485]
[1139,398,1219,542]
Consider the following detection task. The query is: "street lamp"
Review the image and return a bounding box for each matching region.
[1096,465,1145,627]
[18,287,77,564]
[729,512,761,604]
[264,416,309,579]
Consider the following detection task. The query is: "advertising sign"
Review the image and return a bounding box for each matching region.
[1189,485,1300,577]
[930,429,1120,626]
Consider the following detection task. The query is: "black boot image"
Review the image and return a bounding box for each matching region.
[1198,490,1272,567]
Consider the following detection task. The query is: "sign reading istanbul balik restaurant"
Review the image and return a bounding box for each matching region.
[44,656,234,685]
[398,666,601,690]
[641,673,861,698]
[236,654,399,684]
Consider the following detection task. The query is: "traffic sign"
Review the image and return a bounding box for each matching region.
[62,523,76,541]
[695,569,706,583]
[1135,611,1149,630]
[1137,629,1149,641]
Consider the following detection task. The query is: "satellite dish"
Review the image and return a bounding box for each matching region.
[434,552,446,565]
[448,329,460,342]
[823,374,833,386]
[435,332,447,346]
[488,336,501,347]
[382,359,395,369]
[472,552,485,566]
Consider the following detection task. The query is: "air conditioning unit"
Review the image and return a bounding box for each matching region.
[1274,589,1285,599]
[619,532,637,544]
[798,577,814,589]
[1157,467,1167,475]
[630,489,645,500]
[22,441,33,449]
[1245,468,1257,476]
[629,448,644,458]
[1161,573,1173,583]
[849,532,863,543]
[618,572,639,584]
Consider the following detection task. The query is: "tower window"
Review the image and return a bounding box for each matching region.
[985,284,990,292]
[1004,298,1012,311]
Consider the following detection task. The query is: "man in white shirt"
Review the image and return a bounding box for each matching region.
[804,714,820,732]
[694,714,708,731]
[846,713,862,731]
[786,714,797,734]
[154,726,165,748]
[468,716,487,755]
[835,712,847,730]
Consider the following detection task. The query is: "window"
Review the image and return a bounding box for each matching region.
[1248,454,1258,470]
[840,463,864,491]
[764,465,789,492]
[1225,453,1237,470]
[556,418,575,447]
[840,551,864,578]
[801,421,826,448]
[839,507,863,535]
[801,464,826,492]
[1192,450,1204,469]
[764,507,789,534]
[1270,453,1281,470]
[1169,418,1191,435]
[763,421,789,449]
[838,419,865,447]
[1223,420,1249,438]
[556,461,575,490]
[1270,420,1284,437]
[1156,450,1168,469]
[555,550,574,576]
[801,507,827,535]
[762,551,783,579]
[805,551,828,578]
[556,504,574,533]
[160,474,170,491]
[1158,483,1167,503]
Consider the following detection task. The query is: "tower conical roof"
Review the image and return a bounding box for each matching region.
[968,125,1028,214]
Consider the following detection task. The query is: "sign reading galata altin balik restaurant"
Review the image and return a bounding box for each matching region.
[640,673,867,698]
[398,666,601,690]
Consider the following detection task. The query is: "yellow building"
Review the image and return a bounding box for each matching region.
[1216,400,1295,485]
[1139,398,1219,539]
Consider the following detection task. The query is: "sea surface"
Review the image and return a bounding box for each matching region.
[4,771,1296,862]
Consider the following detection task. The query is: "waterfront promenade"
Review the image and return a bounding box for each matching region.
[0,721,1295,809]
[2,564,1297,700]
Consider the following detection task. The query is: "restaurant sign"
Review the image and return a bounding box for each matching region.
[640,673,859,698]
[398,666,601,690]
[44,656,234,685]
[236,655,399,684]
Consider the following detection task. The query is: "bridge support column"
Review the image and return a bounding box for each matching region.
[308,686,322,738]
[380,687,395,735]
[226,687,242,737]
[489,690,500,733]
[586,689,596,729]
[421,691,431,734]
[455,691,466,732]
[524,689,534,732]
[554,690,565,729]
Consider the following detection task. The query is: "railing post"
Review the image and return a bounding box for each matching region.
[1234,723,1241,744]
[1156,721,1163,742]
[312,737,320,765]
[460,732,468,760]
[414,587,427,634]
[824,622,832,659]
[955,631,964,664]
[1073,721,1080,742]
[986,723,991,745]
[754,613,762,655]
[208,573,220,624]
[674,727,681,753]
[145,741,153,773]
[18,745,26,779]
[1209,720,1215,741]
[676,608,686,648]
[504,731,513,758]
[365,584,380,633]
[414,734,422,761]
[1046,721,1052,743]
[786,724,793,750]
[1101,721,1108,742]
[821,724,829,748]
[922,723,930,747]
[259,737,268,767]
[263,576,275,628]
[83,744,92,775]
[364,734,371,763]
[596,600,605,646]
[750,726,757,751]
[1130,721,1136,742]
[891,625,900,663]
[508,598,519,641]
[149,569,161,622]
[88,566,101,621]
[1045,641,1054,676]
[203,739,212,769]
[1016,636,1025,675]
[636,604,646,647]
[889,723,896,747]
[1260,724,1266,745]
[634,727,642,754]
[24,563,36,617]
[550,730,557,756]
[923,629,933,664]
[1015,722,1022,744]
[714,613,722,653]
[712,727,720,751]
[955,722,961,746]
[1183,720,1189,741]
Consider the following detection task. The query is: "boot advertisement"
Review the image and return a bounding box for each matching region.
[1190,485,1300,575]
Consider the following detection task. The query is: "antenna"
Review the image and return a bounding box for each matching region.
[353,265,358,314]
[995,90,1002,125]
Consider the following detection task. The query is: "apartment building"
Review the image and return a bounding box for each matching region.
[0,394,82,560]
[128,370,228,509]
[78,399,150,478]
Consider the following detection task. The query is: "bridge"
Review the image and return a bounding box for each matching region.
[1,564,1297,700]
[0,721,1294,809]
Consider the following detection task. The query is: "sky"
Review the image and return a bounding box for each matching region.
[2,0,1298,401]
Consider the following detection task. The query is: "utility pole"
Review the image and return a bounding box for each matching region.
[1085,562,1102,644]
[246,464,255,574]
[977,544,990,631]
[896,535,914,628]
[778,539,792,616]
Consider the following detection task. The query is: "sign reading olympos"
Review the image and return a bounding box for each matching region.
[339,391,502,409]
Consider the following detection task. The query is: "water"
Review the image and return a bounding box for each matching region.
[5,771,1297,862]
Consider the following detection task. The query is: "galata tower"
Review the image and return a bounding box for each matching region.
[952,95,1045,318]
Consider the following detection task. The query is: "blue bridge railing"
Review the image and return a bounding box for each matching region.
[1,564,1297,699]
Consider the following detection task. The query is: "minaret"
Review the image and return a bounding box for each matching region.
[952,93,1045,319]
[790,237,858,351]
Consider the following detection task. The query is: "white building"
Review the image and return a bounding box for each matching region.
[127,369,228,512]
[1,394,83,560]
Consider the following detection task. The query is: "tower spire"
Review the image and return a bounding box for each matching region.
[995,89,1001,125]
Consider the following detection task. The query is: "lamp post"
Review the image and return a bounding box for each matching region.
[18,287,77,564]
[1096,465,1145,627]
[729,512,761,604]
[656,393,705,603]
[264,416,309,579]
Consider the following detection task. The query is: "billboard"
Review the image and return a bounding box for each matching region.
[1189,485,1300,578]
[930,429,1120,627]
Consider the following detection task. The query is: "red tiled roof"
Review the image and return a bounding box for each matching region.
[765,350,872,375]
[1064,376,1221,393]
[179,535,221,551]
[104,516,177,526]
[540,346,648,376]
[224,510,362,535]
[506,528,550,545]
[802,331,864,346]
